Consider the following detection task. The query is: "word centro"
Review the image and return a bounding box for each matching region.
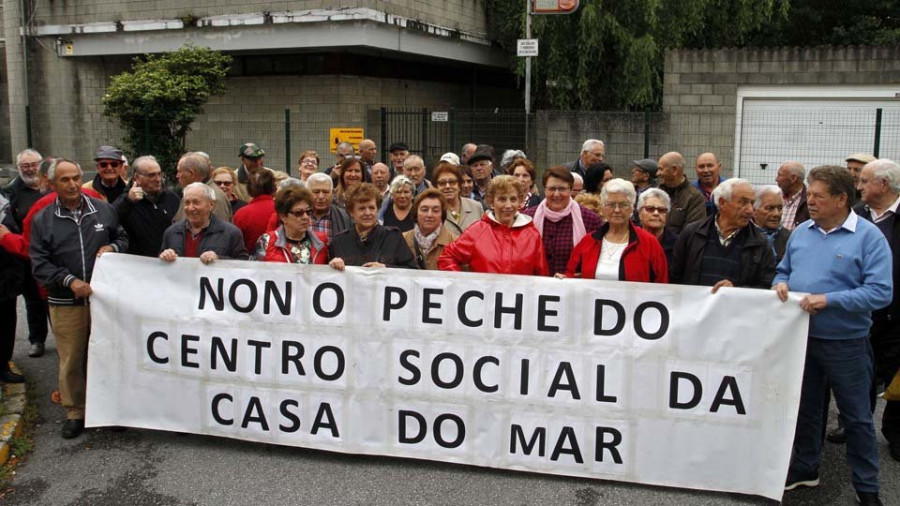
[196,276,672,337]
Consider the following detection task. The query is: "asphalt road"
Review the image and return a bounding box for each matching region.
[2,300,898,506]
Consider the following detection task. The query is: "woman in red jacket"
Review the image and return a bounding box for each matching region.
[254,186,327,264]
[234,168,276,254]
[561,178,668,283]
[438,175,548,276]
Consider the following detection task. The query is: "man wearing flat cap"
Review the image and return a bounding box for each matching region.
[236,142,265,202]
[631,158,658,218]
[83,145,127,203]
[467,145,495,208]
[389,142,410,179]
[847,153,876,201]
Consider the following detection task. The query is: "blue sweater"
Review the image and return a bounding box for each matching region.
[773,213,892,340]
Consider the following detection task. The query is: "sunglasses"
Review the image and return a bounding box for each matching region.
[214,180,234,187]
[287,208,314,218]
[98,161,122,169]
[642,206,668,214]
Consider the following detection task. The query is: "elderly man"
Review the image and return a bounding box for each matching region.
[460,143,477,165]
[388,142,409,178]
[371,163,391,198]
[670,178,774,290]
[467,146,494,207]
[847,153,877,200]
[564,139,605,178]
[30,159,128,438]
[776,166,891,506]
[113,156,180,257]
[693,152,725,216]
[854,158,900,463]
[326,142,355,177]
[358,139,377,173]
[174,153,232,222]
[631,158,658,196]
[160,183,247,263]
[658,151,706,236]
[308,173,352,244]
[236,143,266,202]
[752,185,790,262]
[775,161,809,231]
[404,155,429,196]
[83,145,127,203]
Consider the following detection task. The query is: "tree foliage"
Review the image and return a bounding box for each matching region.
[103,45,231,175]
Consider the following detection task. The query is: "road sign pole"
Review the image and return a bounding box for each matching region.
[525,0,532,152]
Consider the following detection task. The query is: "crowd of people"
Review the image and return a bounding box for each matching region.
[0,138,897,505]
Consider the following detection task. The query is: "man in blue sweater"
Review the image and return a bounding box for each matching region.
[774,165,892,506]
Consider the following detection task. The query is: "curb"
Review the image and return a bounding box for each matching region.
[0,363,27,466]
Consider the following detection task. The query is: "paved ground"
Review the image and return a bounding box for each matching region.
[2,300,898,506]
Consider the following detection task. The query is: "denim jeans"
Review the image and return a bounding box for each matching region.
[791,337,879,493]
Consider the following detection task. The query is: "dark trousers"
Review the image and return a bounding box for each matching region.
[21,268,48,344]
[0,297,16,369]
[792,337,879,493]
[871,319,900,444]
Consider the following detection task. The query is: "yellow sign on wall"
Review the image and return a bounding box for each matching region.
[329,128,364,153]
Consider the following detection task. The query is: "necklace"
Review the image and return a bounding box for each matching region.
[605,229,629,243]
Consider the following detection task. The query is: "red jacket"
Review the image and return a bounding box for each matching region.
[255,226,328,264]
[564,222,668,283]
[438,213,549,276]
[233,195,276,254]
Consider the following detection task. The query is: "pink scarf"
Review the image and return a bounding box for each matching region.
[532,198,587,246]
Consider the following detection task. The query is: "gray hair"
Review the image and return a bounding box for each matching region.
[581,139,605,153]
[600,178,636,206]
[637,188,671,211]
[47,158,83,181]
[307,172,334,189]
[572,173,584,184]
[132,155,159,176]
[335,142,354,155]
[866,159,900,194]
[754,185,784,209]
[183,181,216,201]
[16,148,42,165]
[278,177,305,191]
[389,175,414,195]
[500,149,526,168]
[403,154,425,170]
[712,178,752,207]
[179,153,210,180]
[781,161,806,179]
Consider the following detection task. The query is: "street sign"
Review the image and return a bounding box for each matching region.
[533,0,580,15]
[517,39,539,57]
[329,127,364,153]
[431,111,449,122]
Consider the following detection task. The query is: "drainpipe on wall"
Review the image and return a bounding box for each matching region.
[20,0,31,148]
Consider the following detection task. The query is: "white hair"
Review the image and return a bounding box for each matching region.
[47,159,83,181]
[500,149,526,168]
[132,155,159,175]
[637,188,671,210]
[600,178,636,206]
[16,148,42,165]
[389,175,415,195]
[581,139,605,153]
[307,172,334,190]
[754,185,784,209]
[184,181,216,201]
[867,159,900,194]
[780,161,805,179]
[712,178,752,207]
[572,173,584,184]
[278,178,305,191]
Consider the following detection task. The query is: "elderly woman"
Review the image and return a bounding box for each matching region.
[508,158,543,210]
[254,186,327,264]
[752,185,791,262]
[380,175,416,232]
[403,188,459,270]
[298,150,320,183]
[523,166,604,276]
[439,175,548,275]
[636,188,678,265]
[160,182,248,264]
[233,168,277,254]
[211,167,247,213]
[562,179,668,282]
[431,162,483,235]
[328,183,417,269]
[335,157,367,206]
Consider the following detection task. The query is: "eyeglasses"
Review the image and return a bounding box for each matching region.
[300,158,318,165]
[287,208,314,218]
[604,202,633,210]
[641,206,668,214]
[545,186,571,194]
[17,162,40,170]
[213,180,233,187]
[436,179,458,187]
[98,161,122,169]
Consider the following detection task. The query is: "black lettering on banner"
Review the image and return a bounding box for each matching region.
[422,288,443,324]
[241,396,269,430]
[211,336,237,372]
[313,283,344,318]
[669,371,702,410]
[595,364,617,403]
[493,292,523,330]
[519,359,530,396]
[510,425,546,457]
[634,301,669,340]
[537,295,560,332]
[247,340,272,375]
[281,341,305,375]
[211,393,233,425]
[398,410,427,444]
[383,286,408,321]
[595,426,623,464]
[473,356,500,393]
[457,291,484,327]
[550,426,584,463]
[314,346,345,381]
[431,353,464,389]
[548,362,581,400]
[263,280,292,316]
[199,277,224,311]
[228,279,258,314]
[398,350,421,386]
[311,403,340,437]
[710,376,747,415]
[146,331,168,364]
[433,414,466,449]
[594,299,625,336]
[279,399,302,433]
[181,334,200,368]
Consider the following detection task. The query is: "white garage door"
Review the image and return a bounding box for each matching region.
[736,99,900,185]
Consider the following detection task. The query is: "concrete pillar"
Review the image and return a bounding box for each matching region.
[4,0,28,153]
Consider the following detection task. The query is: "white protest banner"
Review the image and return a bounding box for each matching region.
[87,255,808,501]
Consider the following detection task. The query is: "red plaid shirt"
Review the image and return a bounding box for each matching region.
[523,204,604,276]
